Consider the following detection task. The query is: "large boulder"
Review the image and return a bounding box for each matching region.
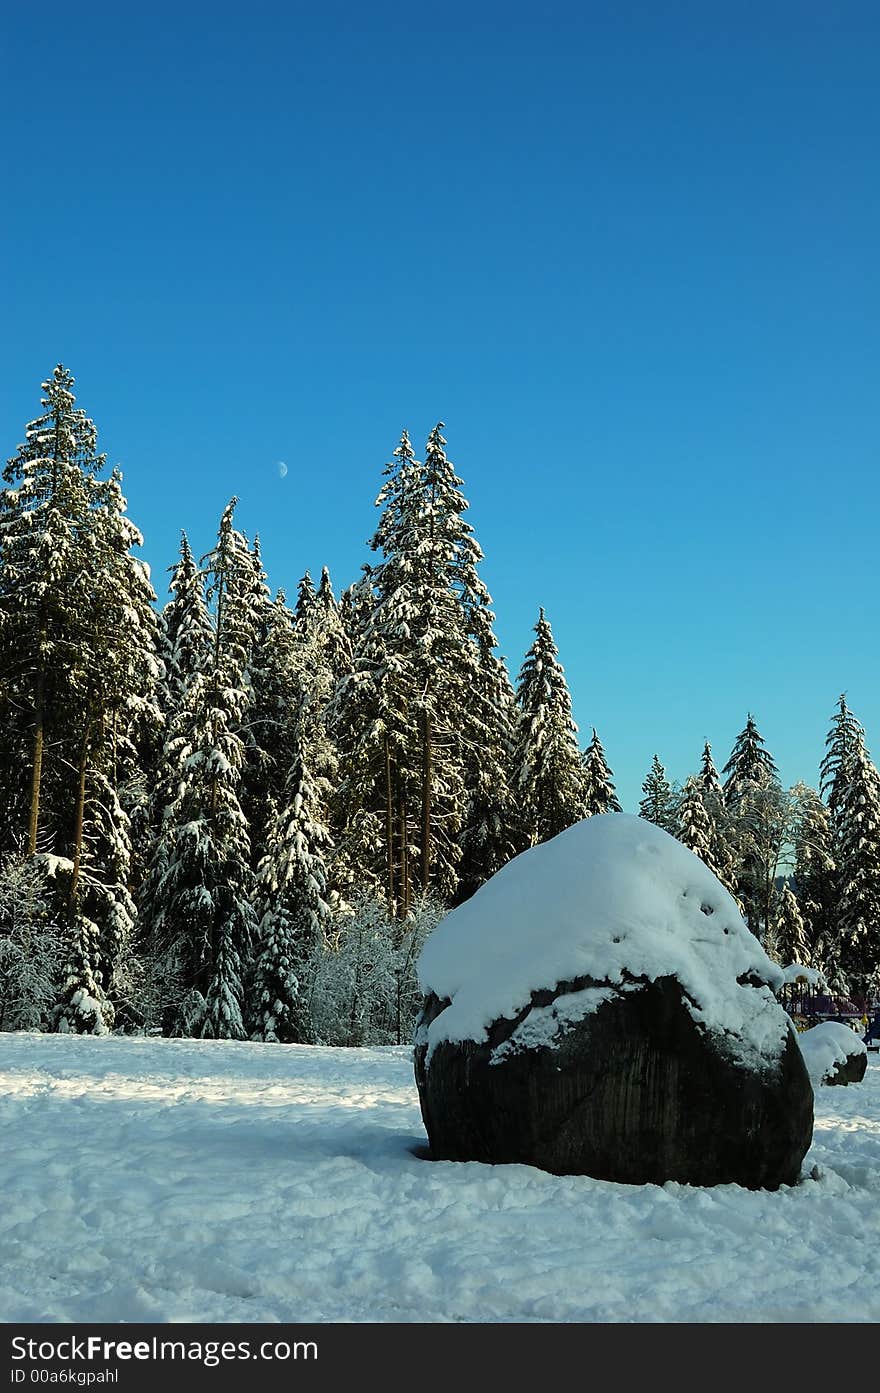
[414,815,813,1189]
[798,1022,868,1087]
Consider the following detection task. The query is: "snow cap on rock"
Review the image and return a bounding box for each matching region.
[418,813,789,1068]
[798,1021,867,1086]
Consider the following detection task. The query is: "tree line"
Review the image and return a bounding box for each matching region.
[0,367,877,1041]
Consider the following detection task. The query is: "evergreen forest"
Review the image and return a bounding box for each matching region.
[1,367,877,1041]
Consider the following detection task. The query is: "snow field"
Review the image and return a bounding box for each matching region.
[1,1033,879,1324]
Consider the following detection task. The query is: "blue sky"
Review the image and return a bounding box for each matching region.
[2,0,878,810]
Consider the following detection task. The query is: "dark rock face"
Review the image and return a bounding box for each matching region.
[823,1046,868,1086]
[414,974,814,1190]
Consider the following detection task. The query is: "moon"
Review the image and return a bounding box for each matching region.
[277,460,288,479]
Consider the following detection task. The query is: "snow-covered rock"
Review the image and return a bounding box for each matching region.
[414,814,813,1188]
[798,1022,868,1087]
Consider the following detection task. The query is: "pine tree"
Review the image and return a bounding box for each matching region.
[68,466,162,972]
[331,431,422,912]
[766,883,810,968]
[695,741,738,897]
[252,727,335,1042]
[457,604,519,899]
[239,540,290,872]
[582,728,622,816]
[722,715,778,798]
[159,534,213,715]
[722,715,785,935]
[820,694,865,836]
[332,426,483,912]
[512,610,585,846]
[0,366,107,858]
[675,774,740,898]
[0,367,162,1030]
[696,741,723,804]
[0,854,66,1031]
[293,570,317,636]
[314,567,352,688]
[141,501,257,1035]
[676,778,715,867]
[835,736,880,992]
[639,755,676,832]
[791,782,836,960]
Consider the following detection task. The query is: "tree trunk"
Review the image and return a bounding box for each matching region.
[398,783,410,917]
[27,633,47,855]
[385,734,395,915]
[69,720,92,914]
[421,709,432,895]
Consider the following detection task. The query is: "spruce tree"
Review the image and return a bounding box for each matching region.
[332,426,481,911]
[0,366,107,858]
[835,736,880,993]
[252,726,335,1043]
[722,715,785,936]
[314,567,352,688]
[676,778,715,867]
[791,782,836,961]
[722,715,778,797]
[141,501,257,1036]
[293,570,317,636]
[159,533,213,715]
[582,728,622,817]
[639,755,676,832]
[332,431,423,912]
[0,368,161,1030]
[766,883,810,968]
[511,610,585,845]
[696,741,738,898]
[457,604,519,899]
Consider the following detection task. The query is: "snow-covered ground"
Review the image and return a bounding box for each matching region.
[1,1033,879,1324]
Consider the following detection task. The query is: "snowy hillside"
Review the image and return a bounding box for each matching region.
[2,1033,879,1324]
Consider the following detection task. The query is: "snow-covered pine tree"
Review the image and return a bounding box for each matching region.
[418,422,513,900]
[237,537,288,873]
[399,422,473,901]
[0,369,161,1031]
[456,596,519,899]
[511,610,585,846]
[696,741,723,805]
[835,735,880,993]
[695,741,738,898]
[766,883,810,969]
[329,570,377,906]
[293,570,317,637]
[0,854,66,1031]
[141,500,257,1037]
[0,366,105,859]
[339,567,374,652]
[581,728,622,817]
[159,533,213,715]
[676,777,715,866]
[64,465,162,1022]
[791,782,836,962]
[722,715,779,798]
[139,542,216,947]
[722,715,786,936]
[329,435,421,912]
[252,723,335,1042]
[332,427,476,912]
[639,755,676,832]
[820,694,865,837]
[243,589,297,812]
[314,567,353,689]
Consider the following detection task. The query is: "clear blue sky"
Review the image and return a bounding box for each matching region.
[2,0,878,811]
